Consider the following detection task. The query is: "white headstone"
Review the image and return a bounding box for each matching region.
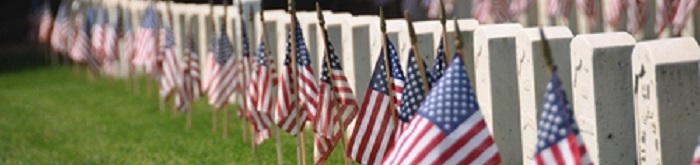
[516,26,574,164]
[474,23,524,164]
[632,37,700,165]
[570,32,637,164]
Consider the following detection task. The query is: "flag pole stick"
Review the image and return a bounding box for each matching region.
[165,0,178,119]
[288,0,307,164]
[236,0,249,144]
[186,22,197,130]
[403,11,431,94]
[316,4,350,165]
[221,0,231,139]
[538,27,556,74]
[259,7,285,165]
[453,16,469,70]
[438,0,451,64]
[208,0,218,133]
[380,6,399,155]
[238,0,254,151]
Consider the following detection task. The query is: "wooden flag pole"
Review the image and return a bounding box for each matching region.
[403,11,431,95]
[316,4,350,165]
[453,16,469,70]
[380,6,399,150]
[538,27,556,74]
[259,7,285,165]
[222,0,231,139]
[208,0,218,133]
[237,0,250,145]
[288,0,308,164]
[438,0,451,64]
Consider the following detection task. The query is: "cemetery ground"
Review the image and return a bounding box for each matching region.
[0,48,347,164]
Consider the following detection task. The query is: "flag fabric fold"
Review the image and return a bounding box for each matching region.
[314,29,359,164]
[133,5,160,75]
[346,38,403,165]
[207,23,239,110]
[275,20,319,135]
[396,50,432,139]
[532,71,592,165]
[383,57,500,165]
[51,3,69,53]
[246,41,275,145]
[37,2,53,44]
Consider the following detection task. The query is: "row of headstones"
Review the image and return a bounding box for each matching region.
[98,0,700,164]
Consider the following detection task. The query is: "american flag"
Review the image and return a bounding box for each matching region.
[396,50,432,139]
[429,38,447,86]
[203,35,218,94]
[605,0,625,28]
[121,7,136,69]
[383,57,500,165]
[70,14,89,63]
[346,38,403,165]
[102,22,119,73]
[628,0,648,34]
[159,26,182,102]
[692,135,700,165]
[532,71,591,165]
[549,0,572,18]
[91,7,108,62]
[133,5,159,74]
[576,0,598,28]
[207,23,240,109]
[471,0,513,23]
[51,3,69,53]
[185,31,202,101]
[275,20,319,135]
[238,20,253,117]
[245,41,276,144]
[37,2,52,44]
[314,31,359,164]
[510,0,532,18]
[671,0,697,35]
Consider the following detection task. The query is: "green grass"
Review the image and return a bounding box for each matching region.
[0,51,348,164]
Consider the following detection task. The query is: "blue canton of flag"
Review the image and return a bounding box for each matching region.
[429,38,447,85]
[533,71,591,165]
[398,50,432,123]
[241,21,250,58]
[383,57,500,165]
[217,24,233,65]
[164,27,175,48]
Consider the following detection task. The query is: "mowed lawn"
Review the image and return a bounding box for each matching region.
[0,50,347,164]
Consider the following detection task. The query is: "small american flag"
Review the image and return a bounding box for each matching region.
[102,12,119,74]
[122,8,136,70]
[692,135,700,165]
[159,26,182,102]
[671,0,697,35]
[429,38,447,86]
[202,35,218,94]
[207,24,240,109]
[51,3,68,53]
[91,7,108,62]
[471,0,513,24]
[275,20,319,135]
[133,5,159,74]
[314,30,359,164]
[177,36,198,111]
[246,41,275,144]
[383,57,500,165]
[396,50,432,139]
[315,31,358,138]
[346,38,403,165]
[549,0,572,18]
[576,0,598,28]
[532,71,591,165]
[70,14,89,63]
[37,2,52,44]
[628,0,648,34]
[186,31,202,101]
[605,0,625,29]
